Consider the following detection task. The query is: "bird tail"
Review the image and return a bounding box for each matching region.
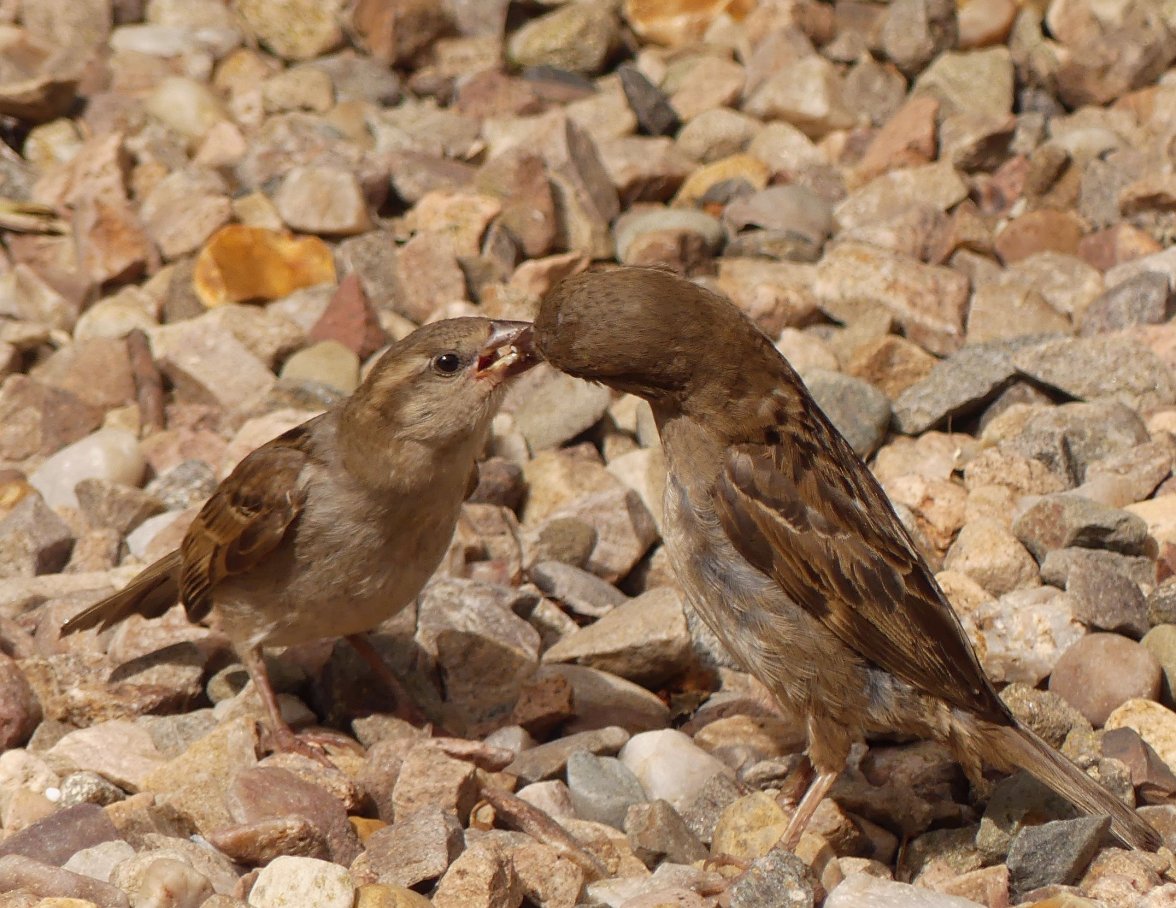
[60,550,182,635]
[994,722,1161,851]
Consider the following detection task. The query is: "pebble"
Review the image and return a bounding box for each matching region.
[1007,816,1109,899]
[1013,493,1151,562]
[541,587,692,687]
[29,429,146,511]
[249,856,355,908]
[618,729,733,813]
[565,751,647,830]
[1048,634,1162,727]
[1105,699,1176,770]
[506,726,630,785]
[825,872,983,907]
[624,798,708,867]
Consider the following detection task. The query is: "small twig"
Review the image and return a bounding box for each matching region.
[126,328,165,435]
[477,785,609,881]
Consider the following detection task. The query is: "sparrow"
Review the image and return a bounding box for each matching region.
[63,318,537,759]
[533,267,1159,851]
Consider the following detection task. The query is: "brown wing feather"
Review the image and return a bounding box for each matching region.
[713,398,1010,725]
[179,425,311,621]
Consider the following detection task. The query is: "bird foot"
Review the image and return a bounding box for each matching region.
[704,852,751,877]
[261,723,348,767]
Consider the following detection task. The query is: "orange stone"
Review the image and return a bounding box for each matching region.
[193,224,336,308]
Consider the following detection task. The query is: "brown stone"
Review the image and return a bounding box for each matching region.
[308,275,388,359]
[993,209,1085,264]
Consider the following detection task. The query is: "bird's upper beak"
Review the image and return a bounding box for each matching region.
[475,320,537,383]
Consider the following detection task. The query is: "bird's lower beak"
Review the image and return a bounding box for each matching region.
[475,321,537,382]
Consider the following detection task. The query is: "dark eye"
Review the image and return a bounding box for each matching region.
[432,352,462,375]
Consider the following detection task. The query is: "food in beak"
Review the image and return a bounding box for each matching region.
[476,324,536,379]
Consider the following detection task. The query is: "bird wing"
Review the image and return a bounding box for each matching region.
[179,424,312,622]
[713,409,1009,724]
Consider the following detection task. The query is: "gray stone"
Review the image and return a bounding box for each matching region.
[893,341,1027,434]
[977,771,1077,862]
[1007,400,1149,485]
[729,847,816,908]
[804,370,892,457]
[1012,335,1176,412]
[565,751,647,829]
[1148,579,1176,628]
[1007,815,1109,898]
[1079,271,1173,336]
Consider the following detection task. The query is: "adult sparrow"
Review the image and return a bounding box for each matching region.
[63,318,536,758]
[533,267,1158,851]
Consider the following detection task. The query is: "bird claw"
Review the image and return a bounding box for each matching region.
[261,724,339,767]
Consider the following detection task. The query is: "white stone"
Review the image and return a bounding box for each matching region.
[826,873,984,907]
[249,856,355,908]
[30,428,146,510]
[63,839,137,883]
[618,729,732,812]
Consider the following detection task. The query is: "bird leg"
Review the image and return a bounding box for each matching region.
[778,770,839,852]
[240,646,334,766]
[775,754,815,811]
[345,633,430,728]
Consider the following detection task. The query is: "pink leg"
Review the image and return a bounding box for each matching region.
[241,646,334,766]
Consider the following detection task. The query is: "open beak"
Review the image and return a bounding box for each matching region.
[475,320,537,383]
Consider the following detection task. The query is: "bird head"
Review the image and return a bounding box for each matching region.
[534,267,776,411]
[345,317,536,451]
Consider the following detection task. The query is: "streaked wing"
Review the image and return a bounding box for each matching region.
[179,424,312,621]
[713,400,1008,724]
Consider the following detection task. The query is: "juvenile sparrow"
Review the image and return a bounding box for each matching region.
[63,318,536,758]
[534,267,1159,851]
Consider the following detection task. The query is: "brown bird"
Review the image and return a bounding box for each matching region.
[534,267,1159,851]
[63,318,536,758]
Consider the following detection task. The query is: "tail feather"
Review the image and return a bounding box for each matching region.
[997,723,1161,851]
[60,550,182,635]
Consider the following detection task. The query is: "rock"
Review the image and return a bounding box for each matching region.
[415,578,541,734]
[391,745,479,824]
[29,429,146,511]
[1012,335,1176,413]
[803,370,891,458]
[813,243,968,356]
[744,56,853,139]
[1065,559,1149,638]
[1105,699,1176,770]
[836,161,968,233]
[880,0,957,76]
[506,726,630,785]
[249,856,354,908]
[1080,272,1173,336]
[1005,400,1149,485]
[233,0,343,60]
[1013,493,1151,561]
[0,803,121,865]
[274,166,373,236]
[618,729,732,813]
[117,856,214,908]
[618,64,678,137]
[279,340,360,395]
[226,765,360,865]
[1102,726,1176,806]
[0,494,73,578]
[914,47,1014,119]
[47,719,166,792]
[140,169,232,260]
[0,854,130,908]
[943,517,1039,597]
[541,664,670,735]
[729,848,816,908]
[193,225,335,308]
[545,487,658,583]
[1007,815,1109,899]
[565,751,647,829]
[150,320,276,413]
[624,798,708,867]
[528,561,625,619]
[0,656,40,751]
[207,815,329,865]
[970,586,1084,685]
[541,587,692,687]
[1048,634,1162,727]
[0,376,103,461]
[513,367,612,452]
[357,807,463,889]
[825,872,981,907]
[508,3,618,75]
[75,479,165,536]
[1142,625,1176,704]
[431,842,521,908]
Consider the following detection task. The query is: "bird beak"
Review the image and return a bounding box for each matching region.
[475,321,537,382]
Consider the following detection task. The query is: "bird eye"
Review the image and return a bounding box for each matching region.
[432,352,463,375]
